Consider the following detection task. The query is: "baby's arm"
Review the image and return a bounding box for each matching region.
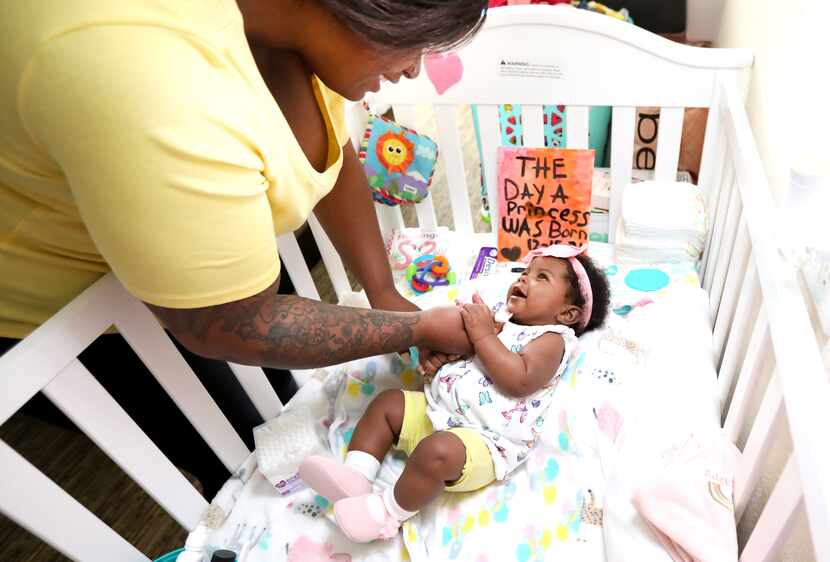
[459,301,564,397]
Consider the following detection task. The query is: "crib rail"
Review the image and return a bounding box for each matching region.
[0,275,264,561]
[709,76,830,562]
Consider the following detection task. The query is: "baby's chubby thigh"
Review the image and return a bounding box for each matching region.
[406,430,469,484]
[406,427,496,492]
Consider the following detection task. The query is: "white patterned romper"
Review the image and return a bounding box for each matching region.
[425,322,577,479]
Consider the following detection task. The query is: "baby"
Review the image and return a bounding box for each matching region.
[300,244,610,542]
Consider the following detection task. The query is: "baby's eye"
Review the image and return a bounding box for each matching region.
[538,272,548,280]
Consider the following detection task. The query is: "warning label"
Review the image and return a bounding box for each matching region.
[498,58,564,80]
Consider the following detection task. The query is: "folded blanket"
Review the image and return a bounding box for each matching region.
[632,432,740,562]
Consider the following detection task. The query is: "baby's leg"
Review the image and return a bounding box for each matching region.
[300,389,404,503]
[393,431,467,511]
[348,389,405,461]
[333,430,467,542]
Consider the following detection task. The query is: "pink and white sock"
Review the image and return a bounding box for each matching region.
[345,450,381,482]
[382,487,418,522]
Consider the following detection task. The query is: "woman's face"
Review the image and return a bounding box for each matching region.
[300,2,423,100]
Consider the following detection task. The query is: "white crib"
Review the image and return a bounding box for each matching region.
[1,6,828,561]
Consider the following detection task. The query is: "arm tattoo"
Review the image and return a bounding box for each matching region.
[150,282,420,369]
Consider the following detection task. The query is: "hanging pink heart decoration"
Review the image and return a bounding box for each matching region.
[424,52,464,95]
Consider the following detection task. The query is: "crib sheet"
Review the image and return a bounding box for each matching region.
[181,242,718,562]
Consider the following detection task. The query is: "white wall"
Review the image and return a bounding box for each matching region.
[716,1,828,560]
[717,0,828,202]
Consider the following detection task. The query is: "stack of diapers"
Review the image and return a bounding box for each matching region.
[615,181,707,264]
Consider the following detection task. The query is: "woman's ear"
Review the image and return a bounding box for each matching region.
[555,304,581,327]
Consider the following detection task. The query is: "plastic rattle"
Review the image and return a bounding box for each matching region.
[406,254,456,294]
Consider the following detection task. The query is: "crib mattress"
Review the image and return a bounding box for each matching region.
[181,240,720,562]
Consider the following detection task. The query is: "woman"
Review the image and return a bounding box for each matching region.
[0,0,488,495]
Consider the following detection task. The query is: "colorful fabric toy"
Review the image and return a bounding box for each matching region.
[358,115,439,206]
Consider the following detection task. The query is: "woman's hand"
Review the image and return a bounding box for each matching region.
[459,293,497,345]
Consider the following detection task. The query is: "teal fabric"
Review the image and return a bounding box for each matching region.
[154,549,184,562]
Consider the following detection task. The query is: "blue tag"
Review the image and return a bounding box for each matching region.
[407,346,419,368]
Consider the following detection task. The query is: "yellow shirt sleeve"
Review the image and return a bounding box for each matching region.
[21,26,283,309]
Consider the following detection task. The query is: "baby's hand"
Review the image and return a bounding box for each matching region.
[459,292,497,345]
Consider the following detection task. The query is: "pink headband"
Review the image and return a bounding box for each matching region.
[522,245,593,331]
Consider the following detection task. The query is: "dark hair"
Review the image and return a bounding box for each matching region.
[564,254,610,336]
[317,0,489,52]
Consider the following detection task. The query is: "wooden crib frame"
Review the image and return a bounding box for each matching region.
[1,6,827,561]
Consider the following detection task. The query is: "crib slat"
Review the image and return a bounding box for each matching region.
[565,106,590,149]
[724,312,772,439]
[112,287,250,473]
[0,275,119,425]
[434,105,474,234]
[710,186,743,318]
[0,439,150,562]
[42,360,207,529]
[414,198,439,230]
[374,204,402,242]
[307,213,351,302]
[713,220,751,358]
[718,258,761,401]
[697,90,724,202]
[227,362,283,420]
[653,106,684,182]
[703,163,735,292]
[699,128,728,282]
[739,456,804,562]
[277,232,321,300]
[476,104,503,235]
[609,106,636,244]
[733,374,784,521]
[522,105,545,148]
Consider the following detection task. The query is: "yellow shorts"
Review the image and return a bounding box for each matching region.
[396,390,496,492]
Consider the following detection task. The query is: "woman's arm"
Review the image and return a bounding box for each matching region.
[148,280,471,370]
[459,299,564,397]
[314,143,415,311]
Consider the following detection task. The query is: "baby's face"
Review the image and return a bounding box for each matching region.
[505,257,573,325]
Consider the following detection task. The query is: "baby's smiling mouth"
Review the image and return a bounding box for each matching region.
[509,285,527,299]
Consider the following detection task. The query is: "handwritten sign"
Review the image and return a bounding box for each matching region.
[497,147,594,262]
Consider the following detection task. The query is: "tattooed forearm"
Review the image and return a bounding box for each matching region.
[148,280,422,369]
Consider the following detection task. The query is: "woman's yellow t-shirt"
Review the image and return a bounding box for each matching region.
[0,0,350,338]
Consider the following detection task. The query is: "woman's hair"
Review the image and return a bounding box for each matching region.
[317,0,489,52]
[564,254,610,336]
